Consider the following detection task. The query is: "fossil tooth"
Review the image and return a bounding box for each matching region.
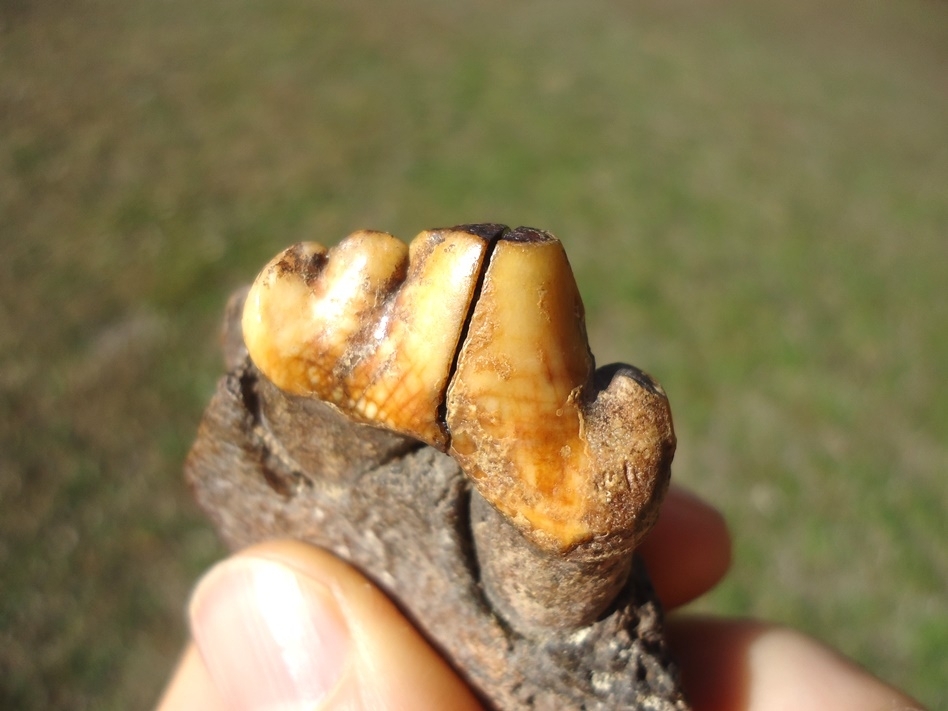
[241,231,405,398]
[445,227,596,549]
[242,224,674,556]
[242,227,495,447]
[445,228,674,554]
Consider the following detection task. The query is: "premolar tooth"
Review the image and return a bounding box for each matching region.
[242,227,494,447]
[446,228,596,550]
[241,232,407,398]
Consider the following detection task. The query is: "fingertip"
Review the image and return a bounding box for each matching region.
[187,540,483,711]
[665,616,761,711]
[639,486,732,609]
[154,643,227,711]
[666,616,925,711]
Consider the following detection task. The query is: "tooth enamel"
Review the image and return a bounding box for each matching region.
[445,229,597,550]
[242,227,493,447]
[241,233,405,396]
[347,228,492,447]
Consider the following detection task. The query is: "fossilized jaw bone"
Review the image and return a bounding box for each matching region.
[242,224,675,556]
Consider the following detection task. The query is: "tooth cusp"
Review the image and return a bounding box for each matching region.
[243,227,497,448]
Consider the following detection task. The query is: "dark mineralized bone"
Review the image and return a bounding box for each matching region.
[186,359,688,710]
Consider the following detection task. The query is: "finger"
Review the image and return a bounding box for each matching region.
[155,644,227,711]
[183,540,483,711]
[666,616,925,711]
[638,486,732,609]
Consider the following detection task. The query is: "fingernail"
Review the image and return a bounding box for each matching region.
[190,556,351,711]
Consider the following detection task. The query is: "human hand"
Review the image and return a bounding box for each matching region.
[156,486,924,711]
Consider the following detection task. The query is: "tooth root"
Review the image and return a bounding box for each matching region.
[446,227,596,551]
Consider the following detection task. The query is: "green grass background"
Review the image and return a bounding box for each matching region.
[2,0,945,708]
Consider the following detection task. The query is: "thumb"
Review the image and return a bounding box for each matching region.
[157,540,483,711]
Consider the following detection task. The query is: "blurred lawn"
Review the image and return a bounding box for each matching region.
[1,0,946,708]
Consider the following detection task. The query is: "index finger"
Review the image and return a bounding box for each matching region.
[638,486,732,610]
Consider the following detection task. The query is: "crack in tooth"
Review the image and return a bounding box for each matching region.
[438,224,509,450]
[443,230,598,550]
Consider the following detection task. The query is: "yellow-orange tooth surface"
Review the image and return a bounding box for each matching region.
[242,228,492,447]
[445,229,596,549]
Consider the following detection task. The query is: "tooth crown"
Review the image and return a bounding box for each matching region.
[242,228,490,448]
[242,224,675,554]
[445,232,596,549]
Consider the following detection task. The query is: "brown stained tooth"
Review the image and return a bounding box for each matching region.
[241,233,400,397]
[241,227,495,448]
[446,228,675,558]
[445,228,594,548]
[345,228,494,447]
[469,362,676,632]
